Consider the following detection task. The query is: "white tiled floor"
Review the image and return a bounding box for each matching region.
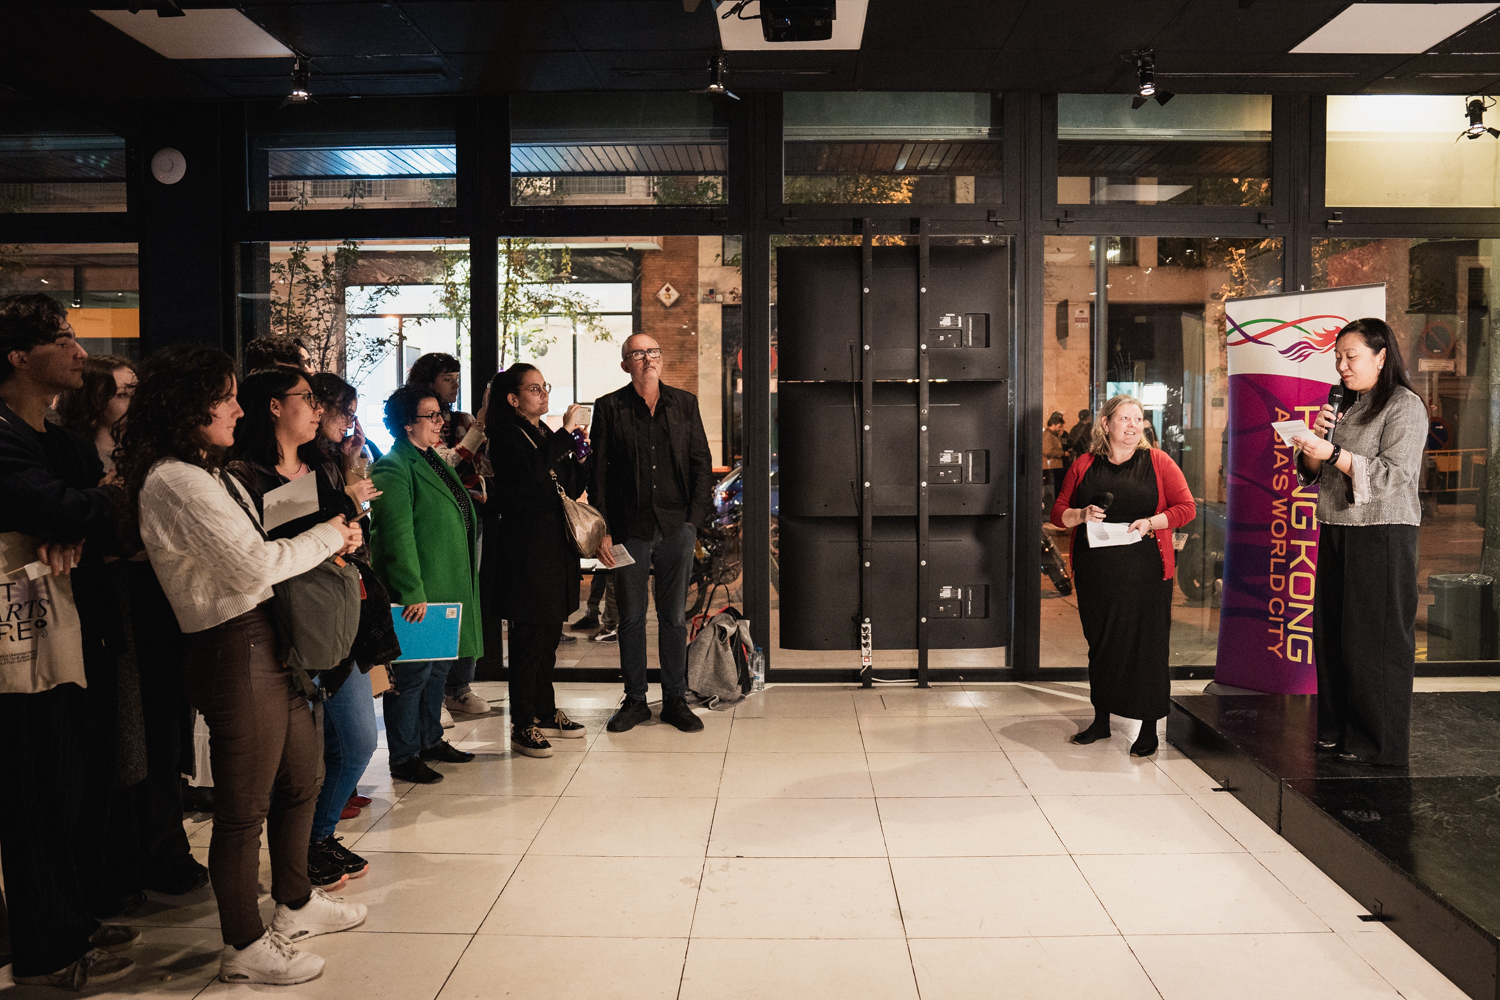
[7,681,1478,1000]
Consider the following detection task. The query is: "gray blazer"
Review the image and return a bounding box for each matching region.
[1297,384,1426,527]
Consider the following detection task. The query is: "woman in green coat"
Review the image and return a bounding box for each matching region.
[369,384,483,785]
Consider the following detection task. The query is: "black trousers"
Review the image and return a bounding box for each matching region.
[1313,522,1419,766]
[0,684,97,976]
[508,621,563,730]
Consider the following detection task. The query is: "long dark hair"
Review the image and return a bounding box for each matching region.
[228,367,321,470]
[485,363,539,436]
[1339,318,1413,424]
[115,345,238,512]
[56,354,136,437]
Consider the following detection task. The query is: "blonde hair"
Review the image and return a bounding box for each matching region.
[1090,394,1152,457]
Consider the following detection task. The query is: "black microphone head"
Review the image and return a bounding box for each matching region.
[1327,382,1347,408]
[1097,491,1114,511]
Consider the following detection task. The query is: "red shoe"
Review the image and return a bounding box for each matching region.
[347,794,372,808]
[340,804,362,820]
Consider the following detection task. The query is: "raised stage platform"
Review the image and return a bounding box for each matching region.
[1168,691,1500,1000]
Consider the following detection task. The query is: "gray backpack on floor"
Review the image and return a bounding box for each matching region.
[687,606,753,710]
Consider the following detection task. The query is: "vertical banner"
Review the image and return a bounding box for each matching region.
[1217,284,1386,693]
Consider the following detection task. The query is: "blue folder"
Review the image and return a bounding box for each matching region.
[390,603,462,662]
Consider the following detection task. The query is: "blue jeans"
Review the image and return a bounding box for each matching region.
[616,523,696,700]
[382,659,451,766]
[310,669,379,841]
[445,656,476,698]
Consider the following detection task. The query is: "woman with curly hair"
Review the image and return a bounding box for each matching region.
[119,345,366,986]
[54,354,135,472]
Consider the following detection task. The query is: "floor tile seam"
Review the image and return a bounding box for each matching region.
[1245,851,1343,935]
[871,772,931,997]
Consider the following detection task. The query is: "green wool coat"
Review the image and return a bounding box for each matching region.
[369,438,483,660]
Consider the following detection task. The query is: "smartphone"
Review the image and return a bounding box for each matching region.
[576,404,593,424]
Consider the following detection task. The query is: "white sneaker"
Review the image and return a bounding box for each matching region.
[440,704,455,729]
[218,930,323,985]
[270,887,368,943]
[445,690,491,715]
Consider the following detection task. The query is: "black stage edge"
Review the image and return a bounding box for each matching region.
[1168,692,1500,1000]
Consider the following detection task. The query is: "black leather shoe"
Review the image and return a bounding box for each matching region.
[659,697,705,733]
[607,697,652,733]
[1314,739,1340,753]
[420,740,476,763]
[1336,751,1375,766]
[390,758,444,784]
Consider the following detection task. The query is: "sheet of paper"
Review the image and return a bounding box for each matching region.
[609,543,636,567]
[1271,419,1312,448]
[261,473,320,532]
[1086,521,1143,548]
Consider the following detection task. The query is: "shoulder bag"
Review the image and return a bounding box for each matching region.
[518,424,606,556]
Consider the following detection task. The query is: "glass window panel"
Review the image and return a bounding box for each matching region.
[510,94,728,207]
[0,244,140,358]
[257,141,457,211]
[783,92,1001,205]
[0,125,126,213]
[240,238,470,453]
[1041,235,1283,669]
[1313,238,1500,661]
[1326,96,1500,208]
[1058,94,1272,207]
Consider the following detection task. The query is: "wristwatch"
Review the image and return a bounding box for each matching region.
[1328,444,1342,467]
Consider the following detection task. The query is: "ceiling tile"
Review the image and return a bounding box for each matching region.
[1002,1,1185,52]
[399,1,577,53]
[563,1,720,50]
[857,0,1026,50]
[242,4,437,57]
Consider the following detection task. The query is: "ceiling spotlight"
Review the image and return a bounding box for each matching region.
[1461,97,1499,140]
[283,57,311,106]
[1127,50,1174,109]
[694,53,740,100]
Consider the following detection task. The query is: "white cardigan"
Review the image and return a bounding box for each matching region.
[140,458,343,633]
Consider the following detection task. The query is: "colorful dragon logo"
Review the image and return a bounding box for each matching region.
[1226,315,1346,363]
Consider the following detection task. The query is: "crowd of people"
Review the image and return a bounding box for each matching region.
[0,297,715,989]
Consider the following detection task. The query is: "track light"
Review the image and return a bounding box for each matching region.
[283,57,311,107]
[1461,97,1499,140]
[694,53,739,100]
[1127,50,1174,109]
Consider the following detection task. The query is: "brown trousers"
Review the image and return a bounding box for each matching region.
[184,605,321,946]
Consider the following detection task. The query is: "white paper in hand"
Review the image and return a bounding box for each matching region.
[261,473,320,531]
[1086,522,1143,548]
[1271,419,1312,448]
[609,543,636,567]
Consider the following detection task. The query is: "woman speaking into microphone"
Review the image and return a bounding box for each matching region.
[1291,318,1426,767]
[1051,395,1195,756]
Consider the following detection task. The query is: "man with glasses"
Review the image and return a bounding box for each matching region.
[590,334,714,733]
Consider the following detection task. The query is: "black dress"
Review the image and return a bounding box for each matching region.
[1072,450,1172,721]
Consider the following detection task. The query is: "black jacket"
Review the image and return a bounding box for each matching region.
[483,412,590,624]
[588,381,715,539]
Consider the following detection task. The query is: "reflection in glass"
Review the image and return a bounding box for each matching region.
[0,244,140,358]
[1041,235,1283,668]
[1058,94,1272,207]
[260,143,457,211]
[1326,96,1500,208]
[783,93,1001,205]
[1314,238,1500,660]
[510,94,727,207]
[0,123,126,213]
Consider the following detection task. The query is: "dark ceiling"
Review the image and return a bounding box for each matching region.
[8,1,1500,109]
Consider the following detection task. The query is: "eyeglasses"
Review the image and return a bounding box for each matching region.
[277,391,321,408]
[413,411,444,424]
[624,348,663,362]
[519,383,552,397]
[336,407,357,422]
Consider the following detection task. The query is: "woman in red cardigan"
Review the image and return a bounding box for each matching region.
[1050,395,1195,756]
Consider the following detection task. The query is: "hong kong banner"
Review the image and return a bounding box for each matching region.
[1217,284,1387,693]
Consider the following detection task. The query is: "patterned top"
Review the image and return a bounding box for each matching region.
[435,407,490,506]
[1297,385,1426,527]
[420,447,474,538]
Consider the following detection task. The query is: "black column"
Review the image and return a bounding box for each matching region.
[137,103,229,356]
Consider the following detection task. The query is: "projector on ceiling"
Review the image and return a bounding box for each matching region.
[760,0,836,42]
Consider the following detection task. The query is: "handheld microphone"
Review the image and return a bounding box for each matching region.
[1326,382,1348,440]
[1096,491,1114,513]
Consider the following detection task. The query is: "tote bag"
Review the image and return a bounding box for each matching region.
[0,532,87,694]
